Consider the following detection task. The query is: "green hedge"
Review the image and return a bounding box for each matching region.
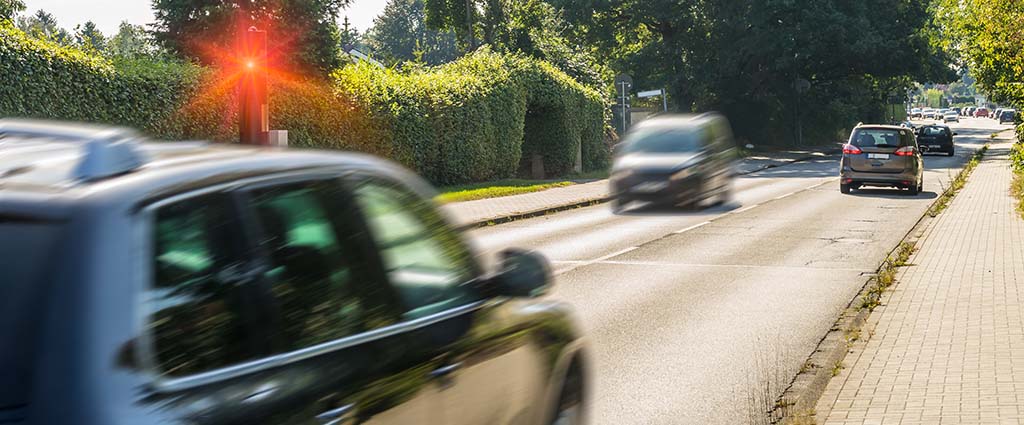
[0,21,608,184]
[334,50,608,184]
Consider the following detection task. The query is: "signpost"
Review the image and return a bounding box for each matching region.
[637,88,668,112]
[615,74,633,135]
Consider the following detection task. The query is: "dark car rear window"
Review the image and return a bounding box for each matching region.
[920,127,948,136]
[850,129,909,148]
[0,218,63,407]
[622,128,703,153]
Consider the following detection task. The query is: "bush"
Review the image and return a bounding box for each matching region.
[1,22,608,184]
[334,49,608,184]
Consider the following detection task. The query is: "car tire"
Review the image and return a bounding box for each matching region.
[841,183,852,194]
[610,198,627,214]
[908,182,919,196]
[550,365,585,425]
[947,148,955,157]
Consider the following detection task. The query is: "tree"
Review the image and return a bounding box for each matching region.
[0,0,25,20]
[107,21,158,59]
[548,0,955,145]
[935,0,1024,107]
[74,21,106,52]
[15,9,72,44]
[365,0,459,66]
[150,0,352,74]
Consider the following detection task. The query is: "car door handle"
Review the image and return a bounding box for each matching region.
[429,362,462,379]
[316,404,356,425]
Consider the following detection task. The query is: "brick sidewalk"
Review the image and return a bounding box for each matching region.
[816,140,1024,424]
[443,149,831,227]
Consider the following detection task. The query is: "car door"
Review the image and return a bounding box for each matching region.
[137,176,444,425]
[347,174,546,425]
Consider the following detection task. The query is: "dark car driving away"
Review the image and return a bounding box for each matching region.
[840,124,924,195]
[915,124,956,156]
[0,119,588,425]
[609,113,737,212]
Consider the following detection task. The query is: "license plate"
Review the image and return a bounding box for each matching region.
[868,153,889,160]
[928,145,940,149]
[632,181,668,193]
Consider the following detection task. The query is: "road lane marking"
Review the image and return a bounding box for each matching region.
[773,191,797,201]
[732,204,760,214]
[554,246,638,275]
[593,260,867,272]
[674,221,712,234]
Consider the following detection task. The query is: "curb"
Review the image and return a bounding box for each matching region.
[773,142,992,424]
[457,151,835,230]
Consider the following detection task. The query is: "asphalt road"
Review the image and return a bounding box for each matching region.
[467,118,1011,424]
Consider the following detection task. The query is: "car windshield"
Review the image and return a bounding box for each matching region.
[851,129,904,148]
[0,218,63,406]
[921,127,946,136]
[621,127,702,154]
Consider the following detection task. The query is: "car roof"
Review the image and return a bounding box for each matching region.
[855,124,907,131]
[0,119,429,205]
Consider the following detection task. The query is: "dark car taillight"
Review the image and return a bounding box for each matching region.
[894,146,915,156]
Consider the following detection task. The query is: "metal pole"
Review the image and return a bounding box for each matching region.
[621,82,628,135]
[662,88,668,112]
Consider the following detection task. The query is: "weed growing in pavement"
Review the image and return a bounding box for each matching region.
[1012,170,1024,220]
[831,361,844,377]
[860,241,917,311]
[928,144,988,217]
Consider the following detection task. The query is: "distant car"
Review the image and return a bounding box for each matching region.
[943,111,959,123]
[911,108,923,118]
[840,124,923,195]
[610,113,738,211]
[0,119,588,425]
[999,109,1017,124]
[964,107,975,117]
[951,107,961,115]
[993,108,1003,120]
[975,107,990,117]
[923,108,937,119]
[916,124,956,156]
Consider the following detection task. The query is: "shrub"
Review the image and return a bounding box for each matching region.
[1,21,608,184]
[334,49,608,184]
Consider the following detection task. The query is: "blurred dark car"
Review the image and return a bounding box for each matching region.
[999,109,1017,124]
[0,120,588,425]
[916,124,956,156]
[840,124,924,195]
[609,113,737,212]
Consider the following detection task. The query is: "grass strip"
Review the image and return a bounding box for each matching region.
[927,144,988,217]
[860,241,917,311]
[437,180,574,203]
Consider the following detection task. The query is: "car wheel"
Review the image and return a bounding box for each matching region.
[907,182,919,196]
[841,183,852,194]
[551,366,585,425]
[947,148,955,157]
[610,198,627,214]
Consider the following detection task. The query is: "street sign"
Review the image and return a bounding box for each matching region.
[614,74,633,89]
[637,89,664,98]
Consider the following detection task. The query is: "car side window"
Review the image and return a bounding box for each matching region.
[248,180,396,352]
[147,193,256,377]
[349,178,481,320]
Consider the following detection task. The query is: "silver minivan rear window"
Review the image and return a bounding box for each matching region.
[851,129,906,148]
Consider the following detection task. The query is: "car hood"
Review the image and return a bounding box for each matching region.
[613,153,703,173]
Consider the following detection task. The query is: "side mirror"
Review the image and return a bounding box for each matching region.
[489,249,552,298]
[952,132,958,136]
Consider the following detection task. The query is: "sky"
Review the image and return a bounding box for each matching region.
[20,0,388,36]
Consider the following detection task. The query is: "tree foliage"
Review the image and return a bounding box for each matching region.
[365,0,459,66]
[935,0,1024,106]
[549,0,955,145]
[108,21,160,59]
[15,9,71,44]
[0,0,24,20]
[74,21,106,53]
[150,0,351,74]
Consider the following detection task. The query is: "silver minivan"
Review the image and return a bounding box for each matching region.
[840,125,924,195]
